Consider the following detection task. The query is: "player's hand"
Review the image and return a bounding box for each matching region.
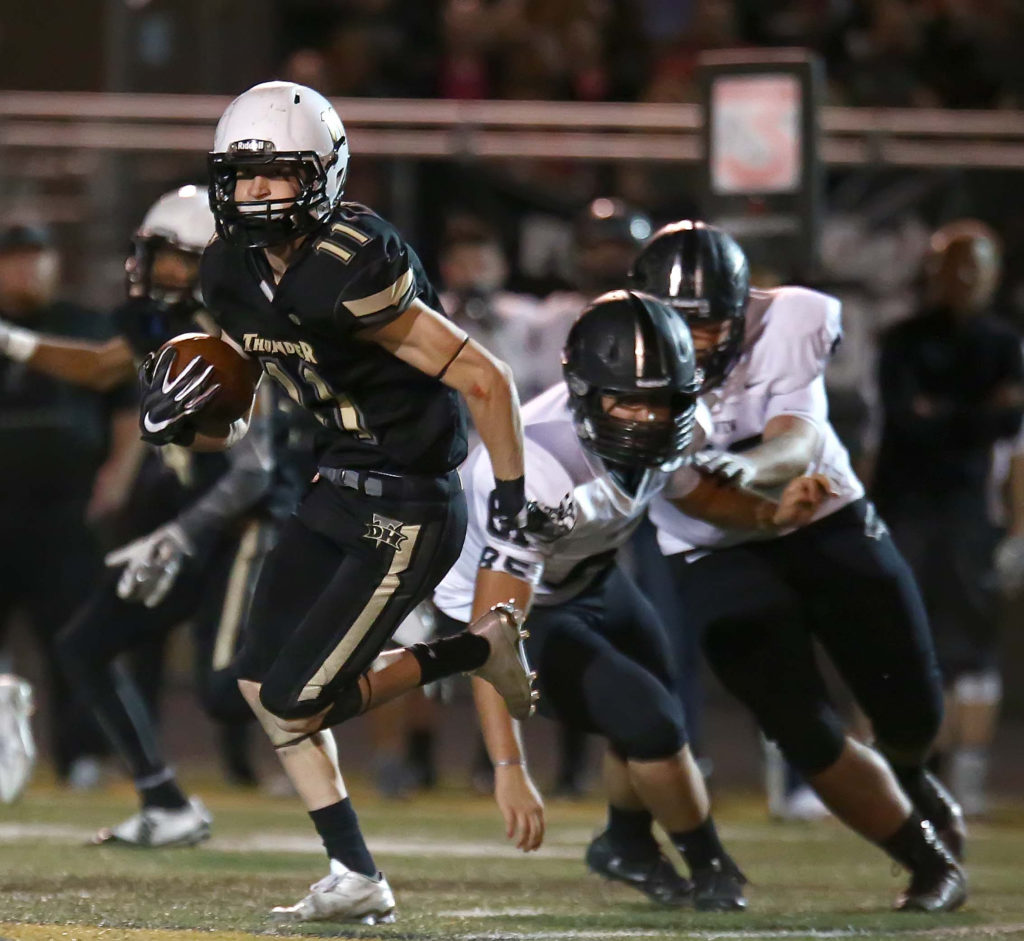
[487,475,528,539]
[104,522,194,608]
[138,346,220,446]
[994,533,1024,595]
[770,474,836,529]
[693,449,757,488]
[494,764,545,852]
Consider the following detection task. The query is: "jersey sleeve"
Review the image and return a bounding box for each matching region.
[328,226,419,332]
[764,288,842,397]
[467,439,575,587]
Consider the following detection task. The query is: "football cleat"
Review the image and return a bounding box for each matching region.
[923,770,967,862]
[468,601,536,720]
[91,796,211,847]
[896,859,967,912]
[691,856,749,912]
[271,859,396,924]
[0,675,36,804]
[585,832,693,907]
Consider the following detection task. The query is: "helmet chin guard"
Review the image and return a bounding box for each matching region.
[208,82,349,248]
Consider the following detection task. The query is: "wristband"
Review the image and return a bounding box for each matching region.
[494,758,523,768]
[493,475,526,515]
[0,323,39,363]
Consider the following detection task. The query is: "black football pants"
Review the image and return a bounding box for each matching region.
[237,473,466,723]
[669,500,944,775]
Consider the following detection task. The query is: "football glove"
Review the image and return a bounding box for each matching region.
[693,449,757,488]
[487,476,529,540]
[105,522,194,608]
[138,346,220,446]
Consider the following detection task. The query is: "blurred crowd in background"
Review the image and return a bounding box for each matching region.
[276,0,1024,108]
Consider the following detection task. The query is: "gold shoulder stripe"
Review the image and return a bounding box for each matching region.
[331,222,372,245]
[343,268,415,318]
[315,239,354,263]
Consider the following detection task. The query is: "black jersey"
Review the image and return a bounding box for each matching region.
[201,202,469,476]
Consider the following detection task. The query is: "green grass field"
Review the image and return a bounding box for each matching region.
[1,777,1023,941]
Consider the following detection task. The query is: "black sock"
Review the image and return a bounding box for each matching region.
[138,771,188,810]
[411,633,489,685]
[309,798,377,878]
[670,817,728,873]
[606,805,658,860]
[879,811,949,873]
[891,765,954,830]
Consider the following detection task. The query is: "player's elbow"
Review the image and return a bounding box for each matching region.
[467,357,516,406]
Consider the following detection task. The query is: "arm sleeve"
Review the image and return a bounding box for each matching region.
[174,385,275,548]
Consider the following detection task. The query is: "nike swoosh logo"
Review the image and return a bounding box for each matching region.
[142,412,173,434]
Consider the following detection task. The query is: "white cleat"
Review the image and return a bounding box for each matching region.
[92,796,212,847]
[777,785,831,822]
[0,674,36,804]
[271,859,396,924]
[468,601,538,720]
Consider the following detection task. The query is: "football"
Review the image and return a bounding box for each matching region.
[159,332,261,437]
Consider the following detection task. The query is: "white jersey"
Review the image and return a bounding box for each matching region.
[650,286,865,559]
[434,384,711,622]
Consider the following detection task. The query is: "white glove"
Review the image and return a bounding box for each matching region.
[692,449,758,488]
[104,523,193,608]
[994,534,1024,595]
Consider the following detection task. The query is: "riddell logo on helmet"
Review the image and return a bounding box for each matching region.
[228,139,275,155]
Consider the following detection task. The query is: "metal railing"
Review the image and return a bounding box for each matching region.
[3,92,1024,169]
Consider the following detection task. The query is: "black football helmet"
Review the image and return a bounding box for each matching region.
[630,220,750,392]
[562,290,700,481]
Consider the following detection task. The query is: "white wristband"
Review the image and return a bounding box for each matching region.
[0,323,40,363]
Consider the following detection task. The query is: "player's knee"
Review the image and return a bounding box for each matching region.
[609,697,687,762]
[763,707,846,776]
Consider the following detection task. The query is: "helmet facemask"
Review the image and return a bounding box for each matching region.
[208,147,345,249]
[669,298,745,393]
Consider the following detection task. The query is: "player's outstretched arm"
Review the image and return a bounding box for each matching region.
[469,568,544,852]
[0,319,133,391]
[362,299,527,523]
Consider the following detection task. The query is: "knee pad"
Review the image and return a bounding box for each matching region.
[259,677,364,726]
[608,697,687,762]
[761,703,846,776]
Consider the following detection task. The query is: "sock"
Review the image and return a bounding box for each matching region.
[891,765,954,830]
[411,633,489,685]
[670,817,728,873]
[138,769,188,810]
[606,805,658,860]
[309,798,377,878]
[879,811,949,873]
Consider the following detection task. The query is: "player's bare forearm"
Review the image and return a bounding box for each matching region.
[363,300,525,481]
[28,337,134,391]
[674,473,832,531]
[742,414,821,488]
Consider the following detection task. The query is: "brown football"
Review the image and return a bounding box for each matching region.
[159,332,261,437]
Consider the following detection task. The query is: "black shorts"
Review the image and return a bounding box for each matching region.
[237,471,466,719]
[438,566,688,761]
[669,499,943,773]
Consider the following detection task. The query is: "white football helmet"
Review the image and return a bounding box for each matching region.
[127,184,215,310]
[0,674,36,804]
[208,81,349,247]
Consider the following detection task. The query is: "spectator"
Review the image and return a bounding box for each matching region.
[0,224,141,787]
[873,220,1024,814]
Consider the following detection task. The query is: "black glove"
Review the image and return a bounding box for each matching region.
[138,346,220,446]
[487,476,528,540]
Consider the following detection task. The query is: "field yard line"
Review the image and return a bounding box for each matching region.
[460,928,1024,941]
[0,823,580,859]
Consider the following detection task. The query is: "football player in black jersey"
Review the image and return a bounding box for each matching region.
[0,186,308,845]
[137,82,533,925]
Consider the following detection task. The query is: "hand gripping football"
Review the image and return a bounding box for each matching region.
[159,332,260,437]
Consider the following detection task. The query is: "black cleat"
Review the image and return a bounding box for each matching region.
[691,856,748,912]
[896,859,967,912]
[585,832,693,907]
[924,770,967,862]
